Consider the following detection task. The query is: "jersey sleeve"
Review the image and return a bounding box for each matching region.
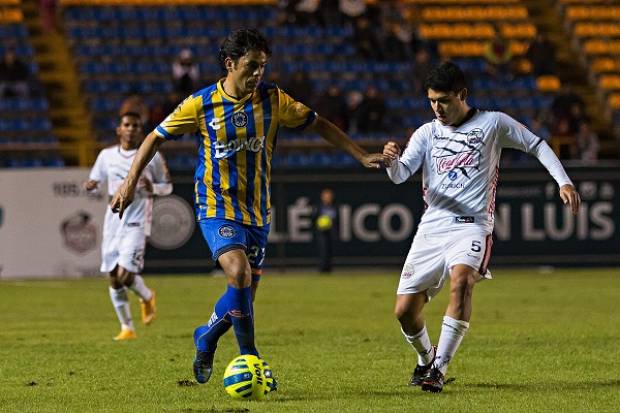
[277,88,316,129]
[88,150,107,182]
[149,152,173,196]
[496,112,543,153]
[154,95,200,140]
[387,124,429,184]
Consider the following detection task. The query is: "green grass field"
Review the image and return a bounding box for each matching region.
[1,268,619,412]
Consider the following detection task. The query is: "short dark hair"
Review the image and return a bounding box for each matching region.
[218,28,272,70]
[423,61,467,94]
[119,111,142,124]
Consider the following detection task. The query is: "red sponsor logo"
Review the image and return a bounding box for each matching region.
[435,151,479,174]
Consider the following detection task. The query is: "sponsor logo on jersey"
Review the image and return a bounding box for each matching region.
[232,111,248,128]
[214,136,265,159]
[401,271,413,279]
[454,216,475,223]
[441,182,465,190]
[448,170,458,181]
[218,225,236,238]
[435,150,480,174]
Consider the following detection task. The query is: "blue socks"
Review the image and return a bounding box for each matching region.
[194,285,258,356]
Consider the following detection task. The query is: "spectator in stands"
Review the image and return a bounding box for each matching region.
[339,0,367,25]
[315,85,350,132]
[551,85,586,136]
[281,71,314,107]
[412,49,433,94]
[346,90,364,134]
[0,48,30,98]
[40,0,58,33]
[172,48,200,97]
[149,92,181,130]
[352,16,383,61]
[383,22,413,62]
[312,188,337,273]
[575,120,600,164]
[525,33,556,77]
[483,28,513,79]
[356,85,386,135]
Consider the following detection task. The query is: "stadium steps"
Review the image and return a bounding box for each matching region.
[19,0,96,166]
[521,0,618,157]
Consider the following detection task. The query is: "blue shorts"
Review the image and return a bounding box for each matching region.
[198,218,269,271]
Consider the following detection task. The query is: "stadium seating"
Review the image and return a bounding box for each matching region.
[0,0,63,168]
[558,0,620,134]
[58,1,561,169]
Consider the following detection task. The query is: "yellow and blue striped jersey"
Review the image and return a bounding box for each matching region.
[154,80,316,227]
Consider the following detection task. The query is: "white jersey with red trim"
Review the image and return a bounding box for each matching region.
[388,110,572,233]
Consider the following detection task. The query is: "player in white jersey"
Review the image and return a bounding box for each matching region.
[383,62,581,392]
[84,112,173,341]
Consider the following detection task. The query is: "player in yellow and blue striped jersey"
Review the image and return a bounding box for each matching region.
[110,28,386,385]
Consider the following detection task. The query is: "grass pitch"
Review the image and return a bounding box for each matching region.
[1,268,619,412]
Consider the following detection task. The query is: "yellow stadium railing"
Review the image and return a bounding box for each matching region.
[0,7,22,23]
[421,6,528,21]
[566,6,620,20]
[599,75,620,91]
[608,93,620,109]
[584,40,620,55]
[574,23,620,38]
[439,40,528,57]
[536,75,561,92]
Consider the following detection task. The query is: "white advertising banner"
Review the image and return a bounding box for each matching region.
[0,168,108,279]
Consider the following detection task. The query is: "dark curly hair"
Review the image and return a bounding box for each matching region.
[218,28,272,71]
[423,61,467,93]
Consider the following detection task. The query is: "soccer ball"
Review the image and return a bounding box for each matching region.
[223,354,270,400]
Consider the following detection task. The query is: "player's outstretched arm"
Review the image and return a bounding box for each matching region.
[110,132,166,218]
[559,184,581,215]
[307,115,386,168]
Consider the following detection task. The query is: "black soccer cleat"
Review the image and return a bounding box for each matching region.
[193,351,214,384]
[409,361,433,386]
[421,367,445,393]
[409,346,437,386]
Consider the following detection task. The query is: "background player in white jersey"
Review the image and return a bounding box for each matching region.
[382,62,581,393]
[84,112,173,341]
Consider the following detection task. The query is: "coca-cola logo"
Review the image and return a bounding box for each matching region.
[435,151,479,174]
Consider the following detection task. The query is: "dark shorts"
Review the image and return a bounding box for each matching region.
[198,218,269,270]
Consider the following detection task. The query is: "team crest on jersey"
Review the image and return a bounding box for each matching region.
[466,128,484,145]
[218,225,236,238]
[232,112,248,128]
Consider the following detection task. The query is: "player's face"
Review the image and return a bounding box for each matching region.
[117,116,143,149]
[427,88,468,126]
[228,50,268,96]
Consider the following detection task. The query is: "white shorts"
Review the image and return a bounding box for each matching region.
[397,227,493,299]
[100,211,146,274]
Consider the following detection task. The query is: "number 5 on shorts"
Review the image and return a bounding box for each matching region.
[471,240,482,253]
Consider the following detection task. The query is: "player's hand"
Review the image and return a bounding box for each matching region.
[361,153,389,169]
[83,180,99,192]
[110,181,136,218]
[559,184,580,215]
[382,141,401,167]
[139,177,153,194]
